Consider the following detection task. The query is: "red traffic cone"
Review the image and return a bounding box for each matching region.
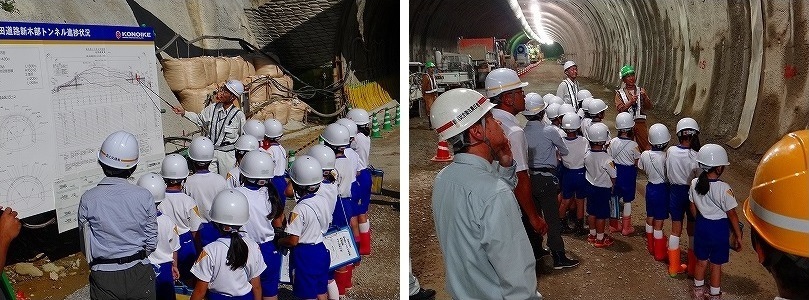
[431,140,453,162]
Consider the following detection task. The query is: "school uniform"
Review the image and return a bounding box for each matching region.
[689,179,738,264]
[638,150,669,220]
[261,142,289,208]
[286,193,331,299]
[237,185,281,297]
[580,118,593,141]
[148,212,181,300]
[665,145,701,221]
[315,179,339,227]
[159,191,204,280]
[333,155,356,228]
[226,166,241,189]
[190,235,266,299]
[345,147,365,217]
[185,171,227,246]
[560,136,588,199]
[608,136,641,202]
[584,150,616,219]
[351,133,373,215]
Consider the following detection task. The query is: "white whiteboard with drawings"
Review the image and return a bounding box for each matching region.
[0,21,164,232]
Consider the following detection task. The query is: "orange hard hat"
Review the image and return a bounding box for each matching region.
[743,130,809,257]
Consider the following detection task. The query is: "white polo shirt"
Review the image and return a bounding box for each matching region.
[638,150,667,184]
[315,180,339,222]
[261,144,288,177]
[580,118,593,141]
[191,236,266,297]
[607,137,641,166]
[561,136,588,169]
[185,172,227,221]
[689,179,738,220]
[344,148,364,173]
[584,150,617,188]
[159,191,204,234]
[351,133,371,169]
[226,167,241,189]
[554,125,566,138]
[334,156,356,198]
[491,108,528,172]
[237,186,275,244]
[148,213,181,265]
[286,193,331,243]
[665,145,701,185]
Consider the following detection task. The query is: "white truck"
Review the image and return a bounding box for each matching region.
[434,52,476,92]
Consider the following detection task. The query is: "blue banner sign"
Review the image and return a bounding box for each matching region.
[0,21,154,41]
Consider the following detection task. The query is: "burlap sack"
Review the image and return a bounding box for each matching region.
[288,99,308,123]
[272,76,293,98]
[215,57,231,82]
[184,58,208,89]
[252,54,284,78]
[274,100,291,124]
[228,57,244,80]
[201,56,217,86]
[161,58,187,92]
[178,85,215,114]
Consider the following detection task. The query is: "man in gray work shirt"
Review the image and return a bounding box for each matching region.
[430,88,541,300]
[524,101,580,270]
[79,131,157,299]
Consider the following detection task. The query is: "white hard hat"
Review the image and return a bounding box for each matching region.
[576,89,593,101]
[321,123,351,146]
[522,93,546,116]
[263,118,284,139]
[545,103,562,119]
[676,117,700,133]
[335,118,358,138]
[558,103,576,116]
[697,144,730,168]
[98,131,139,169]
[224,79,244,96]
[307,144,336,170]
[288,155,323,186]
[210,189,250,226]
[588,98,608,114]
[430,88,495,141]
[549,95,564,106]
[239,150,274,179]
[137,173,166,202]
[615,112,635,130]
[542,93,555,105]
[346,108,370,125]
[161,154,189,180]
[587,122,610,142]
[188,136,215,162]
[563,61,577,71]
[580,97,594,113]
[648,123,672,145]
[235,135,260,152]
[243,119,266,140]
[485,68,528,98]
[561,112,582,130]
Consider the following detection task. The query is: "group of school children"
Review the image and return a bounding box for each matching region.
[540,91,741,299]
[137,108,375,300]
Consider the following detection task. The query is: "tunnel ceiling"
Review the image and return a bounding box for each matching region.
[410,0,523,44]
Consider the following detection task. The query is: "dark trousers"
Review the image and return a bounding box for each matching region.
[530,173,565,252]
[89,263,155,300]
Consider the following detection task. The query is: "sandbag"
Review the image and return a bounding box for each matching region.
[178,85,216,114]
[228,57,244,80]
[161,58,188,92]
[184,58,208,89]
[251,54,284,78]
[215,57,231,82]
[243,57,255,77]
[274,100,291,124]
[272,76,293,98]
[201,56,217,86]
[288,99,309,123]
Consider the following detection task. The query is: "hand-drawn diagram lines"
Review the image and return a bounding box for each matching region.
[0,104,50,155]
[0,162,54,219]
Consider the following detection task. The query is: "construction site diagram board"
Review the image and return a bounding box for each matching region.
[0,22,164,232]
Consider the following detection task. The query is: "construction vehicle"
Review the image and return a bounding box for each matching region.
[409,61,424,109]
[434,51,476,92]
[458,37,502,87]
[514,43,530,67]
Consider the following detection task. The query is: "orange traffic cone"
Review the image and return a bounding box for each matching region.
[431,140,453,162]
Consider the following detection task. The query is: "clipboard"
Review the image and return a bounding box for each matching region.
[324,226,360,271]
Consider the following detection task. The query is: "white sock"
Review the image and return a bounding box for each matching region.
[623,203,632,216]
[645,224,653,234]
[328,280,339,300]
[653,230,663,239]
[596,233,604,240]
[359,221,370,233]
[590,229,596,236]
[709,286,721,295]
[694,279,704,287]
[668,235,680,250]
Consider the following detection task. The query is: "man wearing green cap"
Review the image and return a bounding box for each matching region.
[614,65,653,151]
[421,61,439,119]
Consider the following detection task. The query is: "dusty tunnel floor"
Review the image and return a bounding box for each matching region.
[409,61,777,299]
[5,125,401,300]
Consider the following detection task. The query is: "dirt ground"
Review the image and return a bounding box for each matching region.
[409,61,778,299]
[5,122,401,300]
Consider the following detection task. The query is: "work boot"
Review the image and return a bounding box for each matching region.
[359,231,372,255]
[653,237,667,261]
[687,249,697,278]
[574,219,588,236]
[668,248,686,277]
[691,285,707,300]
[551,251,580,269]
[594,235,614,248]
[560,218,573,234]
[621,216,635,236]
[410,288,437,300]
[609,218,622,233]
[646,232,654,255]
[587,234,597,245]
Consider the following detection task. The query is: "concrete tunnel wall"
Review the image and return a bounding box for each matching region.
[411,0,809,158]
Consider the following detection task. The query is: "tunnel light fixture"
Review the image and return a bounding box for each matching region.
[529,2,554,45]
[508,0,542,42]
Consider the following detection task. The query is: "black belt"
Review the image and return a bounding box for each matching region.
[90,250,147,266]
[530,167,555,172]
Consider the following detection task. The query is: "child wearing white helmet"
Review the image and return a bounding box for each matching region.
[582,99,610,143]
[236,150,284,299]
[346,109,374,256]
[278,156,332,300]
[160,154,205,281]
[607,112,641,236]
[138,173,181,299]
[306,145,341,300]
[260,118,289,209]
[559,112,589,236]
[584,123,617,248]
[227,134,261,188]
[190,189,266,299]
[665,117,703,277]
[689,144,742,299]
[638,123,672,262]
[185,136,228,247]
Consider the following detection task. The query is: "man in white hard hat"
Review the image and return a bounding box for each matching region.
[614,65,653,151]
[173,79,247,175]
[556,61,582,111]
[79,130,157,298]
[431,88,542,300]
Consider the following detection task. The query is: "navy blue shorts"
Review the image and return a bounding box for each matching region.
[207,291,254,299]
[291,243,330,299]
[272,176,288,208]
[177,231,198,280]
[354,168,373,214]
[331,197,354,228]
[152,262,174,299]
[694,215,730,264]
[561,167,587,199]
[645,183,669,220]
[669,184,694,222]
[198,222,218,247]
[586,185,611,219]
[615,164,638,202]
[258,241,281,297]
[557,165,567,182]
